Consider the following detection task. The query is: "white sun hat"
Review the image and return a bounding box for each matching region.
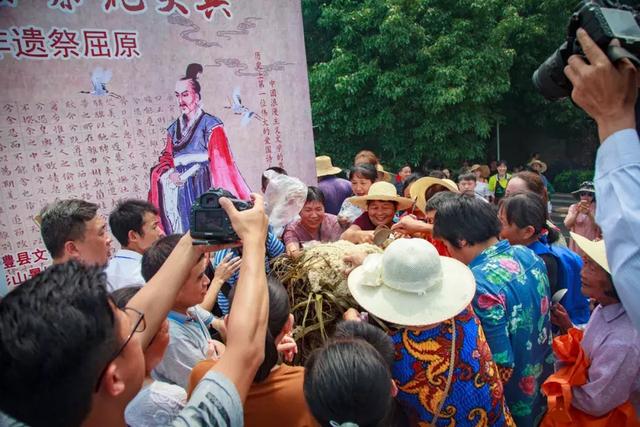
[348,238,476,326]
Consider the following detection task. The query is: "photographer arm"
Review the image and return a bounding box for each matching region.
[127,233,204,349]
[563,204,578,229]
[197,195,269,401]
[172,195,269,427]
[565,29,640,331]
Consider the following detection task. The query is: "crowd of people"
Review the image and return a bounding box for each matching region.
[0,28,639,427]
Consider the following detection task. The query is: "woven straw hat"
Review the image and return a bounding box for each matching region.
[347,181,413,210]
[316,156,342,177]
[409,177,459,213]
[469,164,491,179]
[528,159,548,173]
[375,164,393,182]
[570,232,610,273]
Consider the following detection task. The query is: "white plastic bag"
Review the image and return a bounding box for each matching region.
[263,170,308,238]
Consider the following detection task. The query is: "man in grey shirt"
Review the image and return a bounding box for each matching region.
[0,195,270,427]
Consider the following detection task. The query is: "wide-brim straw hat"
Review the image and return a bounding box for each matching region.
[348,238,476,326]
[528,159,548,173]
[469,164,491,179]
[347,181,413,210]
[570,232,610,273]
[316,155,342,177]
[375,164,393,182]
[409,177,459,213]
[571,181,595,200]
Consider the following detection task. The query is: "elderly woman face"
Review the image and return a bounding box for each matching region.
[300,200,325,231]
[367,200,396,227]
[580,256,615,303]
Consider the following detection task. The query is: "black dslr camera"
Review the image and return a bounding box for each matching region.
[533,1,640,101]
[190,188,252,245]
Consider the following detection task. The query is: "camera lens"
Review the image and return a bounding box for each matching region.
[532,44,573,101]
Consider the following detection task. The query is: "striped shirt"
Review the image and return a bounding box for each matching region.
[212,229,284,314]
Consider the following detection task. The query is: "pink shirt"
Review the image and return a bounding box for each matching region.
[567,202,600,253]
[282,214,342,247]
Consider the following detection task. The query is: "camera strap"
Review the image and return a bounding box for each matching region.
[606,45,640,67]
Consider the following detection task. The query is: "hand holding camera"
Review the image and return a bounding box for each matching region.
[533,1,640,141]
[220,193,268,245]
[190,188,267,245]
[566,29,638,141]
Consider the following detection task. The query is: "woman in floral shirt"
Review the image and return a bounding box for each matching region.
[434,195,554,427]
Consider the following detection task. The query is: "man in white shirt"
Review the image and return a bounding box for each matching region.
[106,200,165,291]
[40,199,113,268]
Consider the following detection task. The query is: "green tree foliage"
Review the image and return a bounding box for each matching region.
[498,0,592,136]
[306,0,524,168]
[304,0,596,170]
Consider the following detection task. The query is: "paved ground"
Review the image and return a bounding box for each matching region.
[550,192,575,241]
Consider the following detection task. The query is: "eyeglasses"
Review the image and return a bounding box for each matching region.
[94,307,146,392]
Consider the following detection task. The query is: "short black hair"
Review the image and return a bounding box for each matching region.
[333,321,394,368]
[457,172,476,183]
[433,195,500,249]
[109,199,159,247]
[304,338,392,427]
[0,261,118,427]
[348,163,377,182]
[425,190,458,213]
[261,166,288,193]
[428,170,446,179]
[111,285,143,309]
[141,234,182,281]
[40,199,99,258]
[306,186,325,205]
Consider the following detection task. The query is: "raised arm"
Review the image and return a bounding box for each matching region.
[563,204,578,230]
[200,253,242,312]
[207,194,269,402]
[128,233,204,349]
